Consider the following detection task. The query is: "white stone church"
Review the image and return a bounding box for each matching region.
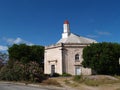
[44,20,97,75]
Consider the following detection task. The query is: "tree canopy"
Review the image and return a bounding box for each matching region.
[8,44,44,64]
[0,52,8,61]
[82,42,120,75]
[0,44,46,82]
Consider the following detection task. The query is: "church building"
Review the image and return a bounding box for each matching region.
[44,20,97,75]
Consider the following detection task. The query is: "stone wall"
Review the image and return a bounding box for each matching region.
[44,43,92,75]
[44,44,63,74]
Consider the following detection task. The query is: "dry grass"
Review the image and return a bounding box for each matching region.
[42,78,62,87]
[116,88,120,90]
[73,75,120,86]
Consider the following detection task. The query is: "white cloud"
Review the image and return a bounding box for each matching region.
[86,35,98,38]
[0,45,8,51]
[3,37,34,46]
[96,31,111,35]
[13,38,23,44]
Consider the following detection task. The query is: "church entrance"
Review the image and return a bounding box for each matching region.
[51,65,55,76]
[75,66,81,75]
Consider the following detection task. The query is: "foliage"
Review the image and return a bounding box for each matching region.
[73,75,120,86]
[42,79,61,87]
[62,73,72,77]
[0,44,46,82]
[51,73,60,77]
[73,75,83,82]
[0,60,4,70]
[0,52,8,70]
[8,44,44,64]
[0,61,47,82]
[82,42,120,75]
[0,52,8,61]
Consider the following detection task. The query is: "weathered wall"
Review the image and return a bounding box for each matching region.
[44,44,63,75]
[63,44,91,75]
[44,43,92,75]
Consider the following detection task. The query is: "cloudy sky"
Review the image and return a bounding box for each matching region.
[0,0,120,52]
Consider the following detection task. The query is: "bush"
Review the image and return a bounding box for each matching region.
[42,79,61,87]
[0,60,4,70]
[62,73,72,77]
[73,75,120,86]
[73,75,84,83]
[51,73,60,77]
[0,66,12,81]
[82,42,120,75]
[73,75,82,81]
[0,61,47,82]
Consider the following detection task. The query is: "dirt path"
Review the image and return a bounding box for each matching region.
[51,77,120,90]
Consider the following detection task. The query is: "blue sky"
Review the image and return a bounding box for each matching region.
[0,0,120,51]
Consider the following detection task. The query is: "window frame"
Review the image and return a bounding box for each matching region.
[75,54,80,61]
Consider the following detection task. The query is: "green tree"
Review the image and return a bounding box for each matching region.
[0,44,46,82]
[82,42,120,75]
[8,44,44,64]
[0,52,8,69]
[0,52,8,61]
[0,61,47,82]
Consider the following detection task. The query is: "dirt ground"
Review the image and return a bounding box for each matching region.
[50,76,120,90]
[1,76,120,90]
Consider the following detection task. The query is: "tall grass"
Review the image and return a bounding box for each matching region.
[73,75,120,86]
[42,79,62,87]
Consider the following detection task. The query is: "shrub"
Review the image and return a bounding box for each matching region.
[52,73,60,77]
[62,73,72,77]
[0,61,47,82]
[73,75,83,82]
[42,79,61,87]
[0,62,24,81]
[0,60,4,70]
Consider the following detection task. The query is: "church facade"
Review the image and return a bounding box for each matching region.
[44,21,97,75]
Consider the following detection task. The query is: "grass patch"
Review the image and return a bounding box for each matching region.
[114,76,120,80]
[116,88,120,90]
[73,75,84,83]
[73,75,120,86]
[61,73,72,77]
[42,79,61,87]
[64,79,70,85]
[64,79,78,87]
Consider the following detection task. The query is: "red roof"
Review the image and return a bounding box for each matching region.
[64,20,69,24]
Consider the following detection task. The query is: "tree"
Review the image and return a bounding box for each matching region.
[82,42,120,75]
[0,44,47,82]
[0,61,47,82]
[0,52,8,69]
[0,52,8,61]
[8,44,44,64]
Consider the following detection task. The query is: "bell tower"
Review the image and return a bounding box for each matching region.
[62,20,70,38]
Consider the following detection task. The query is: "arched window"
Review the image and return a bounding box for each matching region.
[75,54,79,61]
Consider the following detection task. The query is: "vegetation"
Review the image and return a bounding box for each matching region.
[0,44,47,82]
[0,52,8,61]
[8,44,44,64]
[73,75,120,86]
[0,52,8,70]
[73,75,83,82]
[0,61,47,82]
[82,42,120,75]
[42,79,61,87]
[61,73,72,77]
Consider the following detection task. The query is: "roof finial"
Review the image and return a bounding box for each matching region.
[64,20,69,24]
[62,20,70,38]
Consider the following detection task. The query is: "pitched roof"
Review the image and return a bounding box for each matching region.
[57,33,97,44]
